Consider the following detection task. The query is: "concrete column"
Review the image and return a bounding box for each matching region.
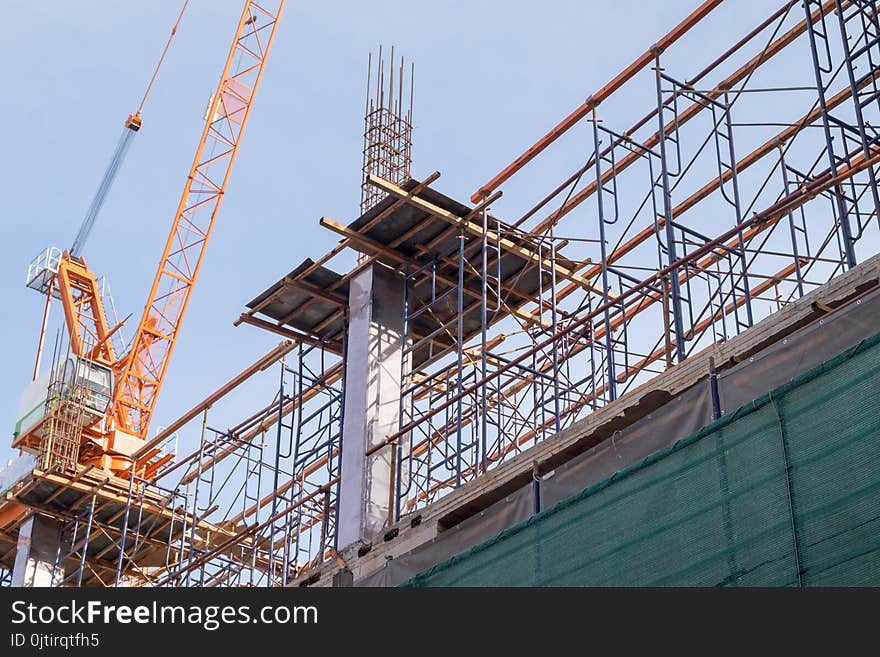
[338,264,407,547]
[12,513,63,587]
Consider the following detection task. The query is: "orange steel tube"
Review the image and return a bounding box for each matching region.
[533,0,838,234]
[135,0,190,116]
[399,126,871,471]
[575,71,873,285]
[505,71,865,339]
[471,0,725,203]
[131,340,295,463]
[374,144,880,459]
[513,2,798,231]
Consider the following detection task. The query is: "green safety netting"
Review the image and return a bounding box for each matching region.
[403,332,880,587]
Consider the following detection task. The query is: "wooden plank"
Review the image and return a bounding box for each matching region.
[235,314,343,353]
[281,276,347,308]
[320,217,548,328]
[367,174,615,299]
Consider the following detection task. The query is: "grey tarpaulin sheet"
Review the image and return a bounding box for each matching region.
[354,286,880,586]
[540,379,713,509]
[719,287,880,413]
[356,382,713,586]
[355,484,533,587]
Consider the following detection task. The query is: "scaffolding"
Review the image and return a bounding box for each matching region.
[0,339,343,587]
[355,0,880,518]
[4,0,880,587]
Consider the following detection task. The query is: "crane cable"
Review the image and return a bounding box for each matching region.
[135,0,190,118]
[70,0,190,258]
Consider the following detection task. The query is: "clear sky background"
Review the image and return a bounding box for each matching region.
[0,1,784,466]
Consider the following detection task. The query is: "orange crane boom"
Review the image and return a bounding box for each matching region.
[16,1,287,476]
[112,0,287,439]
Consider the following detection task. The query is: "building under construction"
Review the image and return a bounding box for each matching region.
[2,0,880,587]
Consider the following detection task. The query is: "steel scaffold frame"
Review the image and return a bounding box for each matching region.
[25,339,343,587]
[380,0,880,515]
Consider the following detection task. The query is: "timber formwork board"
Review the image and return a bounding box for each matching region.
[241,176,595,368]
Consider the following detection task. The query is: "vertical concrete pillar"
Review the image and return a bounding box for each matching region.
[12,513,63,587]
[338,264,406,547]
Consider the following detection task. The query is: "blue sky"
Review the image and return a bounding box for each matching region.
[0,1,778,465]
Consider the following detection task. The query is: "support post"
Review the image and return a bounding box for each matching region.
[12,513,63,587]
[655,58,688,363]
[338,264,407,547]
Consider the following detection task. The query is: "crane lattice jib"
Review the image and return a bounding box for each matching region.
[112,0,286,436]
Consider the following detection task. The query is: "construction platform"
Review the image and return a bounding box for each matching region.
[239,176,597,369]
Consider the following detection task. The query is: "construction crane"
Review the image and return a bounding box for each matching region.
[16,0,287,478]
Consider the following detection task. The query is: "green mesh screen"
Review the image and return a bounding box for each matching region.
[403,333,880,587]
